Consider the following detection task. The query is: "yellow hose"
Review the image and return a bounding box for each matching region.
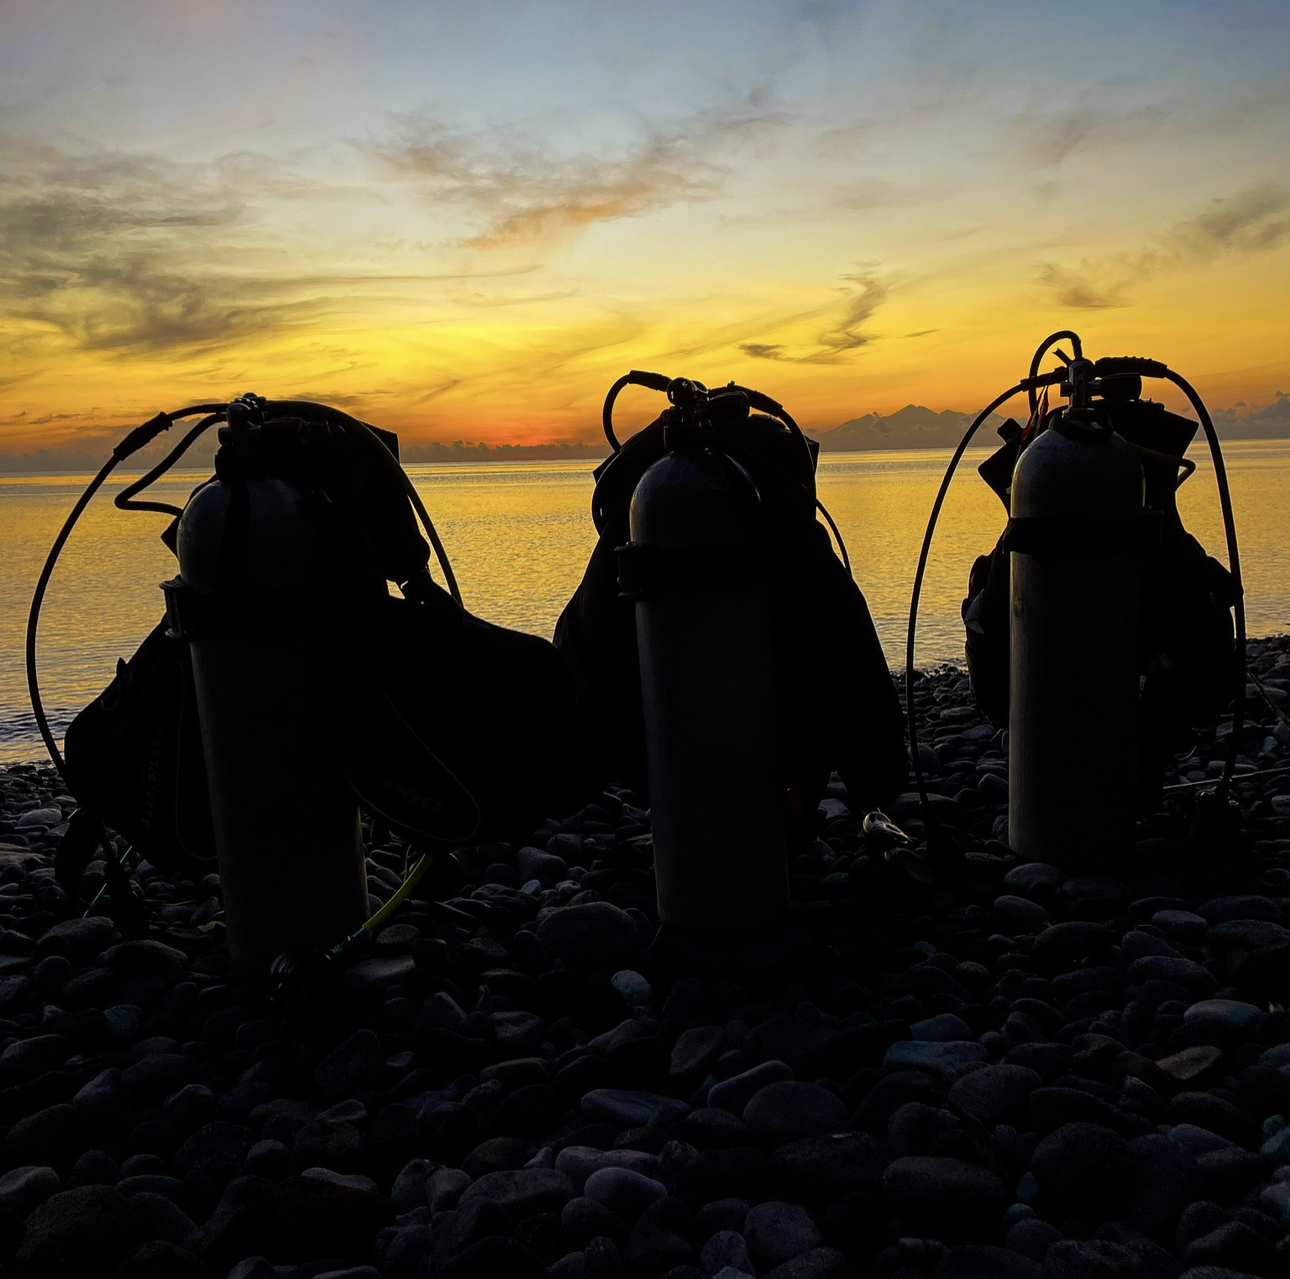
[362,853,431,934]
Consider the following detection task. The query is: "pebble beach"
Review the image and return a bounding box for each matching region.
[0,640,1287,1279]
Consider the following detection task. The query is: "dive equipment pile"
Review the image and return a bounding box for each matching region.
[25,344,1250,984]
[27,395,582,980]
[907,332,1245,870]
[555,370,908,873]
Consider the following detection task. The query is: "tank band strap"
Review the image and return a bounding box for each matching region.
[615,541,765,600]
[161,578,218,640]
[1003,510,1161,558]
[160,577,373,640]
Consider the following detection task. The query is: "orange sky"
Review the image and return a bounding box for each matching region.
[2,0,1288,458]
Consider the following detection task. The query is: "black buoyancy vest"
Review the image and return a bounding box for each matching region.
[62,414,586,877]
[554,406,907,818]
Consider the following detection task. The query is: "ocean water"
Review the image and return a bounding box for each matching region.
[2,441,1287,763]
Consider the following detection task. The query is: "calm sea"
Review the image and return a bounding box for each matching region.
[2,441,1288,763]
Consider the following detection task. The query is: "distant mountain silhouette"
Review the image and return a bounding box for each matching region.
[811,404,1008,452]
[1214,392,1290,439]
[812,394,1290,452]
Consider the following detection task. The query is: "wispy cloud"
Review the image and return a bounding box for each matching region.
[718,176,938,233]
[1015,88,1290,168]
[1162,184,1290,260]
[363,90,785,249]
[0,134,319,358]
[739,269,890,363]
[1036,263,1129,311]
[814,270,889,358]
[1038,184,1290,309]
[1022,105,1173,167]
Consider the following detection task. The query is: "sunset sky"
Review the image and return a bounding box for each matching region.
[2,0,1288,457]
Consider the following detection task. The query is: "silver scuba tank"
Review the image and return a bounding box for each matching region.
[1008,360,1145,870]
[618,381,788,929]
[165,400,369,975]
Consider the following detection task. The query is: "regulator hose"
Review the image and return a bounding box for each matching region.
[115,413,225,518]
[905,380,1029,828]
[1028,330,1083,415]
[25,404,227,774]
[602,370,672,452]
[267,847,440,1008]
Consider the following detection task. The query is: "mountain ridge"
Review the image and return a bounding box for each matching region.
[810,394,1290,451]
[811,404,1008,451]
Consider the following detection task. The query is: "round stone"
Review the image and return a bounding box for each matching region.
[948,1065,1042,1129]
[1183,999,1268,1035]
[1151,910,1209,944]
[1002,863,1066,895]
[13,1185,141,1277]
[700,1229,753,1276]
[611,970,652,1003]
[582,1167,667,1220]
[743,1199,822,1270]
[881,1157,1010,1242]
[993,896,1049,931]
[562,1195,628,1248]
[742,1082,851,1148]
[887,1103,961,1158]
[536,903,640,967]
[909,1013,974,1043]
[1031,1123,1133,1214]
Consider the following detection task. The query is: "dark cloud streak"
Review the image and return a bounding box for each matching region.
[811,270,889,359]
[1036,263,1127,311]
[740,270,891,364]
[0,134,311,357]
[0,134,541,364]
[1038,184,1290,309]
[1018,87,1290,167]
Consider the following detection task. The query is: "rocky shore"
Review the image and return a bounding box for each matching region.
[0,637,1288,1279]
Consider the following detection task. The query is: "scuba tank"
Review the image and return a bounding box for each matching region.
[164,399,378,972]
[906,332,1245,869]
[617,379,787,928]
[1007,359,1145,867]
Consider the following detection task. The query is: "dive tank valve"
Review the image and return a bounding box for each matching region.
[168,394,370,976]
[618,380,789,930]
[1007,359,1145,870]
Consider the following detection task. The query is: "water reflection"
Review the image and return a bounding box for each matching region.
[2,442,1287,762]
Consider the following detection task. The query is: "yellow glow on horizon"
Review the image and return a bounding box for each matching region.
[6,251,1286,457]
